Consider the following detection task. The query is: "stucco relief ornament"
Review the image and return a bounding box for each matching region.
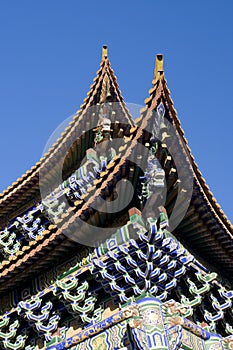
[223,337,233,350]
[163,300,192,318]
[122,303,139,319]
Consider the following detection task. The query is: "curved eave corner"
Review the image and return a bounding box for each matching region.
[138,53,232,244]
[0,45,133,217]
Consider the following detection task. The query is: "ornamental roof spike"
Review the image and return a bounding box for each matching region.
[143,53,165,106]
[79,44,132,113]
[102,44,108,61]
[153,53,164,83]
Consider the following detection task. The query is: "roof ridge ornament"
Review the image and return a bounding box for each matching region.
[154,54,164,82]
[102,45,108,60]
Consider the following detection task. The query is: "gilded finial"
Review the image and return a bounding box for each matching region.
[154,54,164,82]
[102,45,108,60]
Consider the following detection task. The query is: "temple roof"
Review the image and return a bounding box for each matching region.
[0,47,232,290]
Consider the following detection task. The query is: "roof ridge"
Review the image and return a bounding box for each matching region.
[0,46,133,215]
[140,53,232,234]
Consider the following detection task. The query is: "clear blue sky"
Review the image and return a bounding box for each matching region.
[0,1,232,221]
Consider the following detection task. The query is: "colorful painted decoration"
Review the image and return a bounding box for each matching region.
[0,50,232,350]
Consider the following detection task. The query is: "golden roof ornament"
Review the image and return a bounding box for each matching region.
[102,45,108,60]
[154,54,164,82]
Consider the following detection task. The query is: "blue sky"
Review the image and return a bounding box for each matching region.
[0,1,232,221]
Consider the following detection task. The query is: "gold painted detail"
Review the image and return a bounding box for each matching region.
[102,45,108,60]
[154,54,164,82]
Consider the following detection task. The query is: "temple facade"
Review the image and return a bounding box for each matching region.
[0,46,232,350]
